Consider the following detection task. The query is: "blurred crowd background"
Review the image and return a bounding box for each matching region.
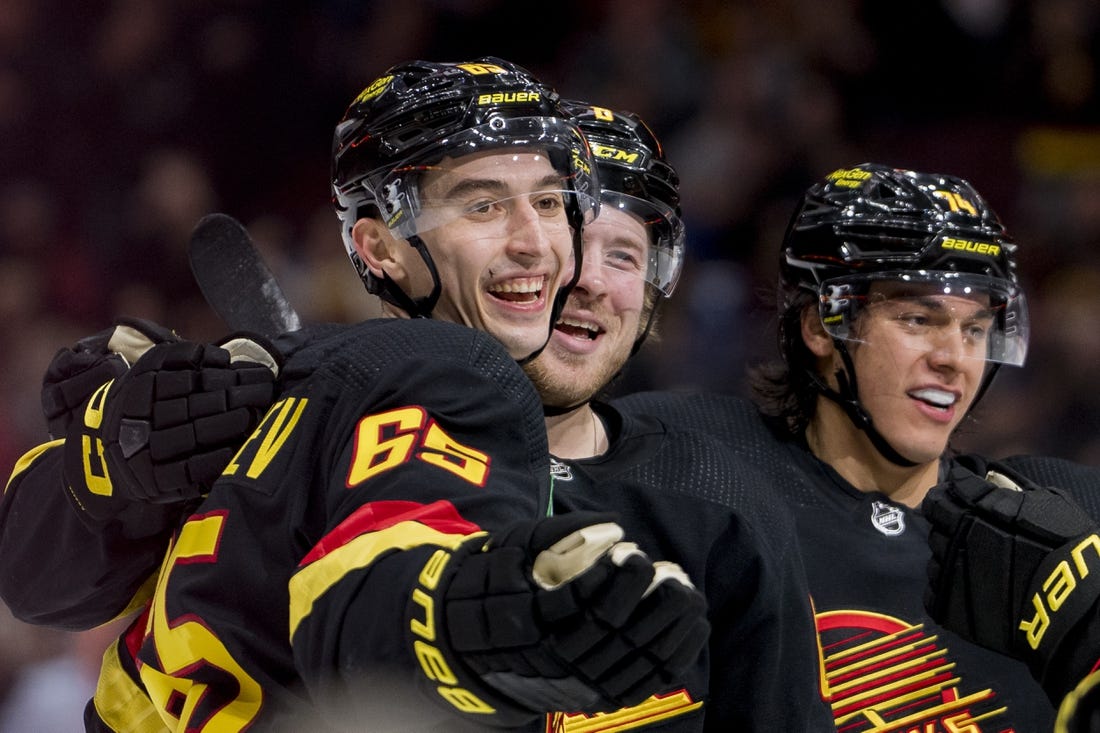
[3,0,1100,728]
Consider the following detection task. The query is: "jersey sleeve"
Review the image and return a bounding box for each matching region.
[0,441,171,629]
[703,496,833,728]
[135,320,552,731]
[288,331,549,727]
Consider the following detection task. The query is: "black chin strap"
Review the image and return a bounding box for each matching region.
[810,340,919,468]
[629,300,661,357]
[377,234,442,319]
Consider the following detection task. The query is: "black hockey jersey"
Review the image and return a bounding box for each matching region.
[615,390,1062,733]
[546,401,834,731]
[107,318,555,732]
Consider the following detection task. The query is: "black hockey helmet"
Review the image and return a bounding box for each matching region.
[781,163,1028,367]
[560,100,685,299]
[331,57,600,320]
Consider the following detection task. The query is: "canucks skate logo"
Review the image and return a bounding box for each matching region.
[549,458,573,481]
[817,610,1011,731]
[870,500,905,536]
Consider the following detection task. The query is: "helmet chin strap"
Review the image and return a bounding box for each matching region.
[376,234,442,319]
[810,340,919,469]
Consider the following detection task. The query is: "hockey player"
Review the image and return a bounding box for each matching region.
[617,163,1072,729]
[0,59,710,731]
[521,100,833,730]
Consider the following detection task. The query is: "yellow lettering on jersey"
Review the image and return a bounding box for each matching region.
[419,422,490,486]
[347,407,425,485]
[224,397,308,479]
[140,513,263,732]
[345,407,491,488]
[1021,533,1100,649]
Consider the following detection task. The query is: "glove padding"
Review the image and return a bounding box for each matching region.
[923,456,1100,699]
[41,317,179,438]
[63,334,279,515]
[434,512,709,715]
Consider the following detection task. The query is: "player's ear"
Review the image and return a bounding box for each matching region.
[801,304,834,358]
[353,218,404,283]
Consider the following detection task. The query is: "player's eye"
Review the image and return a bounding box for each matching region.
[531,191,565,215]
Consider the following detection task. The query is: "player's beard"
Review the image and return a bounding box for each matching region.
[524,343,627,410]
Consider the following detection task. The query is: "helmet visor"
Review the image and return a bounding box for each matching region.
[597,191,685,297]
[367,116,599,240]
[818,271,1029,366]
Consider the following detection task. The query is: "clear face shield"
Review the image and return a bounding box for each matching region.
[817,271,1029,367]
[365,116,600,242]
[591,191,685,298]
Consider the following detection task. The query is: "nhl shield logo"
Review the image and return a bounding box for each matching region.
[870,500,905,536]
[550,458,573,482]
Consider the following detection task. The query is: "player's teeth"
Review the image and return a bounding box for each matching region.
[490,277,543,293]
[910,388,956,407]
[559,317,596,329]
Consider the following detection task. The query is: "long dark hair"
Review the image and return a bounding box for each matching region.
[748,291,819,438]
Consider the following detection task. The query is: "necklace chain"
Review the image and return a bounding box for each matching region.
[591,409,600,455]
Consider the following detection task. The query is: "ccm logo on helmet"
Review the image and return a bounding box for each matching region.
[591,143,640,164]
[477,91,541,105]
[940,237,1001,257]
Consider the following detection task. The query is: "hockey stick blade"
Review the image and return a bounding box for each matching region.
[188,213,302,338]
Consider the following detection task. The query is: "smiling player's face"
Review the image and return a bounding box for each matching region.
[826,282,993,463]
[365,149,579,360]
[525,206,649,407]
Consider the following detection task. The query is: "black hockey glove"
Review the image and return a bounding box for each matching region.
[41,317,179,438]
[923,456,1100,701]
[63,333,279,520]
[419,512,709,718]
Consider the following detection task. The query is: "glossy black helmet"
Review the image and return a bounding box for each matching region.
[560,100,684,298]
[331,57,600,315]
[780,163,1028,366]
